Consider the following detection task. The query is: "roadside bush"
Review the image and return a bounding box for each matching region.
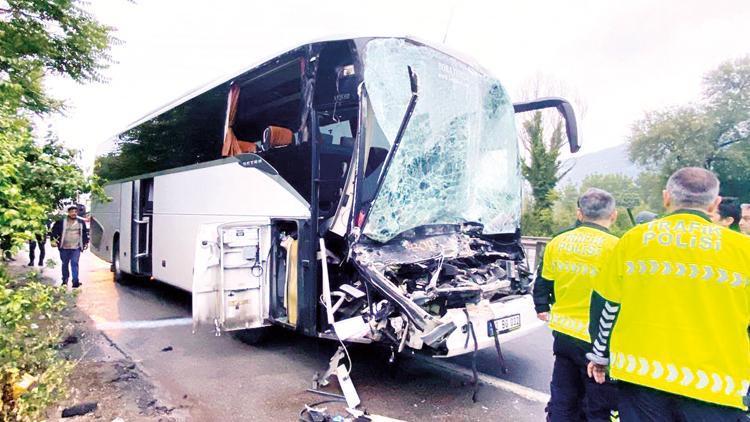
[521,207,556,237]
[0,265,72,421]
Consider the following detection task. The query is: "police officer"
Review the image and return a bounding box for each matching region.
[534,188,620,421]
[587,167,750,421]
[714,196,741,232]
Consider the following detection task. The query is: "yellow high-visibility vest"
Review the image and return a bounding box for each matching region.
[594,210,750,410]
[542,224,619,342]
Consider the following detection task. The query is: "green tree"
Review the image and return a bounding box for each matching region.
[581,174,641,208]
[0,0,113,254]
[521,111,568,235]
[0,114,47,250]
[552,183,579,229]
[0,0,113,113]
[0,3,113,417]
[628,56,750,202]
[0,267,72,420]
[552,174,645,236]
[635,172,665,212]
[21,132,106,213]
[580,174,642,235]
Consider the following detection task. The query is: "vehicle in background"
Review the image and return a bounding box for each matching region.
[90,37,580,358]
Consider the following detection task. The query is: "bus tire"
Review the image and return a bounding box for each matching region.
[232,327,271,345]
[112,238,129,285]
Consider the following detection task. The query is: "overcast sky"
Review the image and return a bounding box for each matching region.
[45,0,750,167]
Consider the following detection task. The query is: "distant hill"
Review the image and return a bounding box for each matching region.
[559,143,642,186]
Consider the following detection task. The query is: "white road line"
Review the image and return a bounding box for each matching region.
[95,317,193,330]
[411,354,551,404]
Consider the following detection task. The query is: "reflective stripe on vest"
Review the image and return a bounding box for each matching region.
[597,212,750,410]
[611,350,750,408]
[542,225,619,343]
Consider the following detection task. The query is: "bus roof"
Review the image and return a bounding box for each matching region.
[111,36,494,140]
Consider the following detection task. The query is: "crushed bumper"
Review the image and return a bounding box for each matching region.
[438,295,544,358]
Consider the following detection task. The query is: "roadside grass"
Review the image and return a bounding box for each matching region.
[0,264,74,421]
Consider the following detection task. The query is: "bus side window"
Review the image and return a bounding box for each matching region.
[230,57,303,155]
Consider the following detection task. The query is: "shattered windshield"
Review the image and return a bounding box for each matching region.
[361,38,521,243]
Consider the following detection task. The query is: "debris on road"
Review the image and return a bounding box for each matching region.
[305,345,363,419]
[299,401,408,422]
[160,345,174,352]
[306,389,346,400]
[108,361,139,383]
[61,334,79,346]
[336,364,361,408]
[315,346,347,388]
[347,408,407,422]
[52,279,187,420]
[311,345,362,409]
[61,402,98,418]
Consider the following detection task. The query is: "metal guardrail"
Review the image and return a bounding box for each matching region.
[521,236,551,272]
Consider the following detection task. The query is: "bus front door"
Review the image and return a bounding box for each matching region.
[192,221,273,334]
[131,178,153,275]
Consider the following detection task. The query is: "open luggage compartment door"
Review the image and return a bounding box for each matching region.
[192,220,273,333]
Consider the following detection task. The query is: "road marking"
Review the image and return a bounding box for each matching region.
[410,355,551,404]
[94,317,193,330]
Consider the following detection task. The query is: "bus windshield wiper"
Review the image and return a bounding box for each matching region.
[362,66,419,228]
[386,65,420,164]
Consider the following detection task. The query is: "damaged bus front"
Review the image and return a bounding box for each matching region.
[93,36,580,363]
[323,38,580,357]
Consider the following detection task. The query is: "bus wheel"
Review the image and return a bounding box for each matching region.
[231,327,271,345]
[113,239,128,285]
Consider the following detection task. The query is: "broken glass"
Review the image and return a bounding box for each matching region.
[362,38,521,243]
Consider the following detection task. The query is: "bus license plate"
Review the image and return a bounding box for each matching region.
[488,314,521,336]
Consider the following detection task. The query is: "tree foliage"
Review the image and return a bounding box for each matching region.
[580,174,643,235]
[0,0,113,113]
[0,114,105,252]
[0,0,113,254]
[0,267,72,421]
[22,132,107,213]
[553,174,645,236]
[520,111,568,235]
[0,0,112,418]
[628,56,750,203]
[0,114,47,249]
[580,174,641,209]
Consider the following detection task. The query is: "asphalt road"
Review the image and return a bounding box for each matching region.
[66,251,554,421]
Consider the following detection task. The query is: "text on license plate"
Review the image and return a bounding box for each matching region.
[488,314,521,336]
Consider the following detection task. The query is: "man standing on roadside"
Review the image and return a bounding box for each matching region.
[50,205,89,288]
[533,188,620,421]
[587,167,749,421]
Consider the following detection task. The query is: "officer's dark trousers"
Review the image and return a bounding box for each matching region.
[548,332,618,422]
[618,381,745,422]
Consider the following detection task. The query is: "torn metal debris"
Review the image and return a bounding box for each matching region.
[318,226,534,359]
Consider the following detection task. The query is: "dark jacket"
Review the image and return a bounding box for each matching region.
[50,217,89,250]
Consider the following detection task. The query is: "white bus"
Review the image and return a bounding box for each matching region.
[91,37,581,358]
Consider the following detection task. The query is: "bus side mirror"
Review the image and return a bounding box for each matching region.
[513,97,580,153]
